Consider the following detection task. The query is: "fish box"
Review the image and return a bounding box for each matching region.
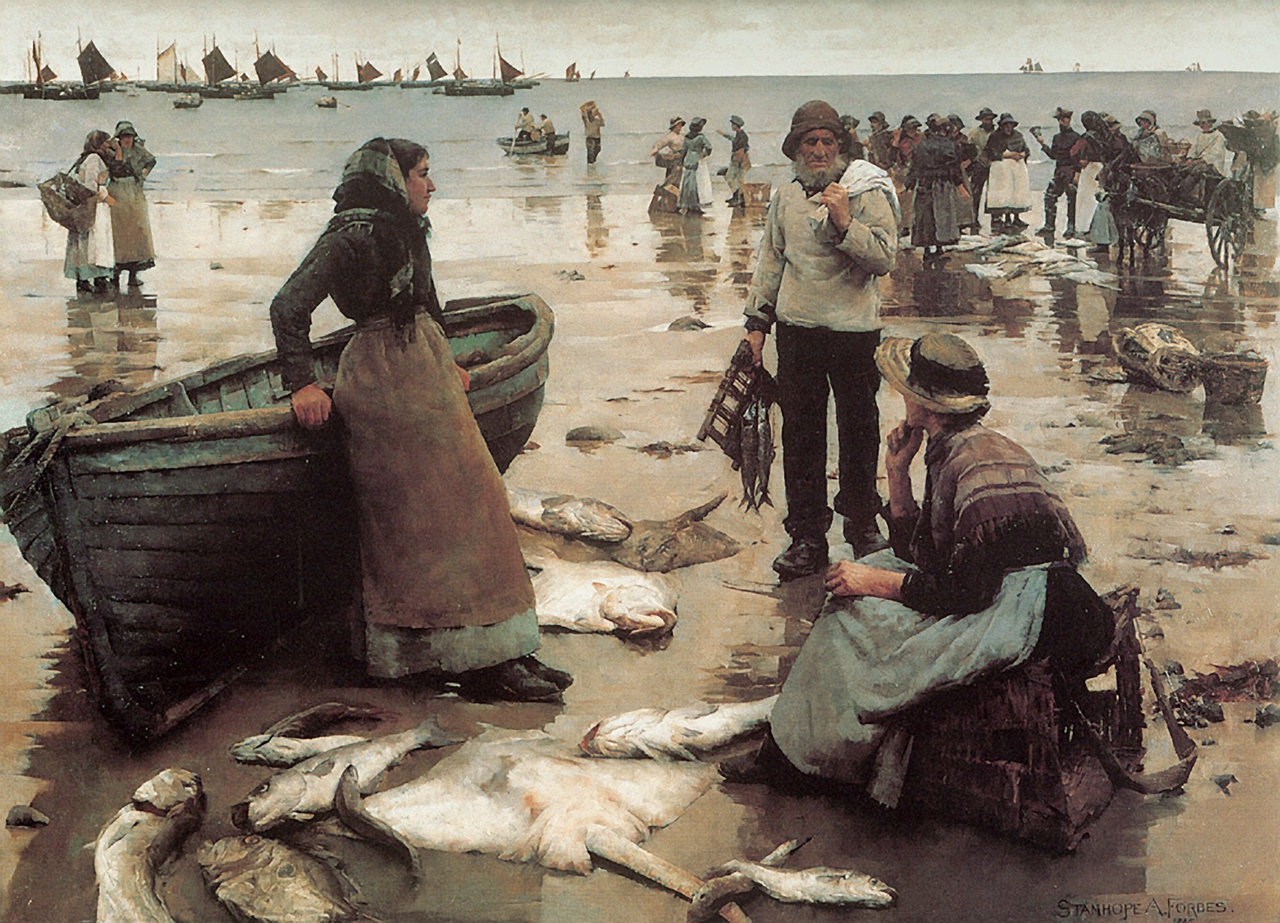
[648,183,679,214]
[742,182,772,207]
[1201,355,1268,405]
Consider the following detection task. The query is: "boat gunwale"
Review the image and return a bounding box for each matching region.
[54,294,553,451]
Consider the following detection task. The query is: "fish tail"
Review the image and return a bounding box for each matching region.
[335,765,423,885]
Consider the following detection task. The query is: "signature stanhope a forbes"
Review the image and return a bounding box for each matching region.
[1055,896,1232,920]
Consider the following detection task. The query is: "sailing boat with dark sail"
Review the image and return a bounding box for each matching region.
[443,37,514,96]
[401,53,450,88]
[22,35,107,100]
[565,62,581,82]
[197,39,245,97]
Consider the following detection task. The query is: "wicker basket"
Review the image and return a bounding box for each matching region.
[1201,354,1268,405]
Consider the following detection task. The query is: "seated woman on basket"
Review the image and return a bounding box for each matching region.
[721,333,1115,796]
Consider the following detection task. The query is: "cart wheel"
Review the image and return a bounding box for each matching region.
[1206,179,1248,269]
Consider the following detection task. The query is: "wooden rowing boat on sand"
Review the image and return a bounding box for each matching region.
[0,294,552,743]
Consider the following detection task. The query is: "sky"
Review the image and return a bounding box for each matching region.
[2,0,1278,81]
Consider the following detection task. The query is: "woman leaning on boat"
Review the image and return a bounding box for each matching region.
[269,137,571,702]
[64,130,117,294]
[108,120,156,288]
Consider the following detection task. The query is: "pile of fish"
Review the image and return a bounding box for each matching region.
[956,234,1120,289]
[526,554,679,635]
[581,696,777,761]
[508,486,633,542]
[89,702,902,922]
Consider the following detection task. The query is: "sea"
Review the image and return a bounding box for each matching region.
[1,71,1276,201]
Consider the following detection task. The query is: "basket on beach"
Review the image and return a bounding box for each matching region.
[38,171,97,232]
[1200,354,1268,405]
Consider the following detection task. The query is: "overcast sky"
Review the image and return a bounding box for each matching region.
[3,0,1278,80]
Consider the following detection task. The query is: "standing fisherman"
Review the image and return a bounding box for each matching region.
[966,107,998,232]
[717,115,751,206]
[270,138,572,702]
[742,100,899,579]
[1032,107,1083,239]
[580,101,605,164]
[108,121,156,288]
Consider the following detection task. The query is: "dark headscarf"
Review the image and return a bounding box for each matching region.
[327,138,431,329]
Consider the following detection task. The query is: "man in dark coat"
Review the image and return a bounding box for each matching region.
[966,107,998,228]
[1031,107,1083,238]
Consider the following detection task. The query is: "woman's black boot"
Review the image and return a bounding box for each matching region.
[461,658,563,703]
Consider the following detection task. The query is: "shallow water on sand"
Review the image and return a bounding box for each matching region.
[1,104,1279,920]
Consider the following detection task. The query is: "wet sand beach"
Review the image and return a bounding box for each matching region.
[2,98,1279,919]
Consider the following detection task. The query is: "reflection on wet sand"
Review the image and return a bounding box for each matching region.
[54,290,160,400]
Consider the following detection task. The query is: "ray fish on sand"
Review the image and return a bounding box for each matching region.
[581,696,777,760]
[335,726,715,876]
[527,554,678,635]
[198,834,372,923]
[231,717,461,833]
[95,768,205,923]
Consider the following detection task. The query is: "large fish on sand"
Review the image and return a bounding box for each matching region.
[231,717,460,832]
[527,555,678,635]
[692,861,897,915]
[335,726,715,876]
[581,696,778,760]
[197,835,370,923]
[508,486,633,542]
[231,702,391,766]
[95,768,205,923]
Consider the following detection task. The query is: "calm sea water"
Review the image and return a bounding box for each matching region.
[1,71,1276,201]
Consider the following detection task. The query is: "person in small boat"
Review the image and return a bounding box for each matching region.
[676,117,713,214]
[64,129,117,294]
[538,114,556,152]
[721,333,1114,791]
[514,107,535,142]
[649,116,686,190]
[108,121,156,288]
[270,137,572,702]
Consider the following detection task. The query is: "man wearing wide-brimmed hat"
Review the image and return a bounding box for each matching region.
[1030,106,1083,238]
[866,111,894,170]
[965,107,999,229]
[723,332,1114,789]
[1187,109,1230,176]
[741,100,900,580]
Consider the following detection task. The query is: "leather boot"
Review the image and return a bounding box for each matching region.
[461,658,563,703]
[844,520,889,558]
[1039,195,1056,234]
[519,656,573,690]
[772,538,828,582]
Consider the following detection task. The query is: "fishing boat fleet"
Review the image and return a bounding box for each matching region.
[2,34,571,102]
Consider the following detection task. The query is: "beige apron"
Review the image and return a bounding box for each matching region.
[335,314,536,632]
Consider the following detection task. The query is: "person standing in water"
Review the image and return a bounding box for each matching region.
[270,137,572,702]
[108,121,156,288]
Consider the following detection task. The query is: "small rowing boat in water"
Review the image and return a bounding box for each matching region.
[0,294,553,742]
[496,133,571,156]
[173,93,202,109]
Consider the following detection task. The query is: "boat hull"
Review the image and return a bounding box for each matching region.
[444,81,515,97]
[0,294,552,742]
[496,133,571,156]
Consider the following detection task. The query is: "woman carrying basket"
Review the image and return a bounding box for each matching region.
[63,130,117,294]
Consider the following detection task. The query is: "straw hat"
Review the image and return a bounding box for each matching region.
[875,334,991,414]
[669,116,685,129]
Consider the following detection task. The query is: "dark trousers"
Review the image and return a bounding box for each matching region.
[776,323,882,542]
[585,136,601,164]
[543,131,556,152]
[970,164,990,222]
[1044,168,1078,231]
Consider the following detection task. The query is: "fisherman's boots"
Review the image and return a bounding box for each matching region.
[844,522,889,558]
[772,537,829,582]
[1040,195,1057,236]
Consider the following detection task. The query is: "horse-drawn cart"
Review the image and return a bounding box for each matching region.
[1107,120,1274,269]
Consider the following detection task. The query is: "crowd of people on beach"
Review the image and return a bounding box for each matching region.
[62,120,156,293]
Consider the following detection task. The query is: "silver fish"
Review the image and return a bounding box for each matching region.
[580,696,777,761]
[756,395,775,508]
[507,486,633,542]
[197,835,369,923]
[715,861,897,908]
[739,398,760,510]
[231,734,373,768]
[527,555,678,635]
[231,717,460,832]
[95,768,205,923]
[258,702,390,739]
